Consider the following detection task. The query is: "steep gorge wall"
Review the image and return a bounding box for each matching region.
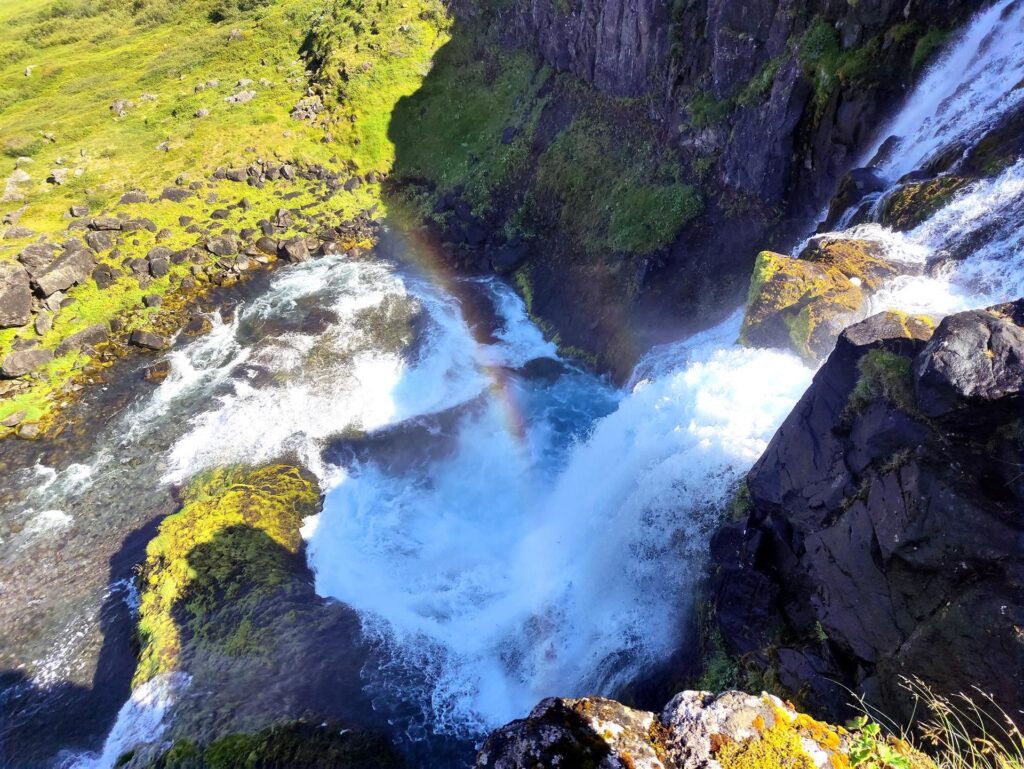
[404,0,983,378]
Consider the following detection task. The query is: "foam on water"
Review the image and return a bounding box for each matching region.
[62,673,191,769]
[307,311,813,737]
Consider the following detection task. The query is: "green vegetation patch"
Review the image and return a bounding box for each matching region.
[133,464,320,686]
[797,19,880,116]
[849,348,916,414]
[533,117,702,254]
[141,721,402,769]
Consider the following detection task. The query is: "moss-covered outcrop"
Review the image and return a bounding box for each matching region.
[139,721,402,769]
[134,465,320,684]
[476,690,934,769]
[879,177,971,231]
[739,239,898,361]
[123,464,392,764]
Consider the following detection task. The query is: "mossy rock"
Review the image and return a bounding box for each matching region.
[133,465,321,686]
[739,239,898,361]
[880,176,971,231]
[144,721,402,769]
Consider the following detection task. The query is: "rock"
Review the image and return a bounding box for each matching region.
[278,236,309,262]
[739,239,899,361]
[915,299,1024,423]
[84,230,114,252]
[119,190,148,204]
[491,240,530,274]
[122,217,157,233]
[47,168,69,185]
[880,176,972,231]
[228,28,243,42]
[34,311,52,335]
[16,423,42,440]
[148,257,170,278]
[69,204,89,218]
[55,323,108,356]
[225,168,247,182]
[0,262,32,328]
[1,410,26,428]
[129,330,169,350]
[142,293,162,308]
[34,247,95,296]
[160,186,192,203]
[194,108,210,118]
[225,89,256,104]
[206,234,238,256]
[255,236,279,255]
[821,167,888,230]
[4,226,34,239]
[110,98,134,117]
[16,243,57,277]
[88,217,122,231]
[712,303,1024,725]
[142,360,171,381]
[1,347,53,377]
[477,690,869,769]
[2,169,31,203]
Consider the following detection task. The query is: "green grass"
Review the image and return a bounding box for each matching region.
[911,29,951,72]
[0,0,450,430]
[849,348,916,414]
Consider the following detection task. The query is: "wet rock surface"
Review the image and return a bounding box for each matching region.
[711,301,1024,723]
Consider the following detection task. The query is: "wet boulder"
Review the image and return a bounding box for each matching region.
[880,176,971,231]
[206,234,238,256]
[278,236,310,263]
[739,239,898,361]
[0,262,33,328]
[821,167,888,231]
[129,330,169,350]
[915,299,1024,423]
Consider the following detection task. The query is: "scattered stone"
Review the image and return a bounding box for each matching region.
[194,108,210,118]
[34,247,95,297]
[228,28,243,42]
[89,217,122,231]
[16,423,42,440]
[225,90,256,105]
[55,323,108,356]
[142,294,162,308]
[3,226,34,239]
[1,347,54,378]
[69,204,89,218]
[0,262,32,328]
[210,209,230,220]
[2,169,31,203]
[111,98,135,117]
[85,230,114,252]
[149,257,170,278]
[129,330,168,350]
[179,216,194,227]
[142,360,171,381]
[206,234,238,256]
[156,228,173,242]
[119,190,148,205]
[255,236,278,255]
[34,311,52,335]
[160,187,192,203]
[92,265,120,289]
[1,411,26,428]
[278,236,309,262]
[225,168,248,182]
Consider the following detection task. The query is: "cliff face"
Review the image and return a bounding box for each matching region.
[710,302,1024,723]
[403,0,983,378]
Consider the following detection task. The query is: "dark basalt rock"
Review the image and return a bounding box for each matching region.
[710,300,1024,724]
[0,262,32,328]
[34,246,95,297]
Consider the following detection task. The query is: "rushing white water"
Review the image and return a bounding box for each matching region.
[61,674,191,769]
[307,310,813,737]
[864,0,1024,179]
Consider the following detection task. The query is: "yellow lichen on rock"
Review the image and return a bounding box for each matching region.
[739,240,898,361]
[133,464,320,686]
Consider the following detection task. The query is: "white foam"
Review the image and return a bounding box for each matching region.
[62,673,191,769]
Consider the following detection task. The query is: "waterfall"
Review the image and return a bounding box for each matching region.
[41,1,1024,766]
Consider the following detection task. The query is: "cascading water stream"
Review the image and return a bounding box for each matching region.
[19,2,1024,767]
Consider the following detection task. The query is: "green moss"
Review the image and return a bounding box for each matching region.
[911,28,951,72]
[881,176,969,231]
[728,479,753,521]
[716,717,818,769]
[737,58,784,109]
[796,19,881,116]
[689,91,734,127]
[534,117,702,254]
[133,465,320,686]
[848,349,916,414]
